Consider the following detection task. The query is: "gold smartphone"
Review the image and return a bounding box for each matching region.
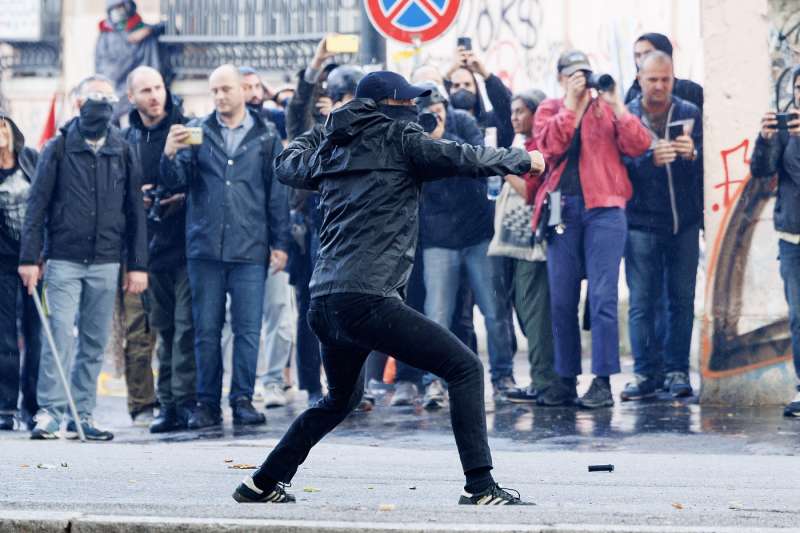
[326,34,360,54]
[185,127,203,145]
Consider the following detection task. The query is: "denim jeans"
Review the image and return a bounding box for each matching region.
[36,260,119,420]
[254,292,491,485]
[148,267,196,409]
[0,272,41,417]
[422,240,515,383]
[261,270,295,386]
[546,196,626,377]
[187,259,266,408]
[625,225,699,377]
[779,239,800,381]
[294,231,322,396]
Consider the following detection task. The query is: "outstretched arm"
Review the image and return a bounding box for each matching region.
[404,123,534,181]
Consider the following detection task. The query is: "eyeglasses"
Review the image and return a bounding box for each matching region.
[84,92,119,103]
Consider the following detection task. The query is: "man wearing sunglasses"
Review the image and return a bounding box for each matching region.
[19,75,148,441]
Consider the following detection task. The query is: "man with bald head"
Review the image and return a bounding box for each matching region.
[122,66,196,433]
[161,64,290,430]
[622,50,702,402]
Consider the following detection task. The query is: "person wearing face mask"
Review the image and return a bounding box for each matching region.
[95,1,167,120]
[404,84,518,408]
[232,70,543,506]
[444,45,514,149]
[0,111,41,432]
[19,75,148,441]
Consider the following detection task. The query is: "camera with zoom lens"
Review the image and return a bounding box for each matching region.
[584,71,616,92]
[144,186,170,223]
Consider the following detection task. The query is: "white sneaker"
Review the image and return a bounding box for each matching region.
[30,410,60,440]
[423,380,446,410]
[263,383,288,408]
[252,382,266,403]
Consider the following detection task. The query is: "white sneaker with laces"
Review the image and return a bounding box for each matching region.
[263,383,288,408]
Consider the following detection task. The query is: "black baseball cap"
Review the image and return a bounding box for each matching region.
[557,50,592,76]
[355,71,431,102]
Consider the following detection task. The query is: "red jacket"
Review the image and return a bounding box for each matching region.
[529,97,651,229]
[522,135,544,203]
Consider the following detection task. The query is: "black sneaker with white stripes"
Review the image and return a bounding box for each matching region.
[232,476,296,503]
[458,483,533,505]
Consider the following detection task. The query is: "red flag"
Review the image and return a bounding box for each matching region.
[38,94,57,149]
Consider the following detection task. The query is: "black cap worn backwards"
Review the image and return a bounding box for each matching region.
[355,71,432,102]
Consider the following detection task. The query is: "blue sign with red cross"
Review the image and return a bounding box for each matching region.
[364,0,461,45]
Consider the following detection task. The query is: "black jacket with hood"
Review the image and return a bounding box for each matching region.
[274,98,531,299]
[0,114,38,272]
[123,92,188,272]
[447,72,514,148]
[750,128,800,234]
[20,118,148,271]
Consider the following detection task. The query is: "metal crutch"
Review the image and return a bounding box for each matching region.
[31,287,86,442]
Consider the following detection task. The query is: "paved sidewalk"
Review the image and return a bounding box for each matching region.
[2,433,800,532]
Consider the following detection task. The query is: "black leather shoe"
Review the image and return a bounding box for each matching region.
[232,398,266,426]
[0,414,14,431]
[187,403,222,430]
[150,405,184,434]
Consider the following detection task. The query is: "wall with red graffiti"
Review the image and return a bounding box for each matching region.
[700,0,797,404]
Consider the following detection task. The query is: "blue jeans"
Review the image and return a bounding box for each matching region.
[625,225,700,377]
[36,260,119,420]
[294,230,322,395]
[779,239,800,381]
[187,260,266,408]
[546,196,626,377]
[423,240,514,383]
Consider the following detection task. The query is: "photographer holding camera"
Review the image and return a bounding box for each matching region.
[123,66,195,433]
[750,66,800,418]
[531,50,651,409]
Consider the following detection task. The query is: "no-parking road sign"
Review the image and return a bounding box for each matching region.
[364,0,461,45]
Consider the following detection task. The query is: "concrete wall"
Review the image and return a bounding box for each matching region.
[699,0,798,405]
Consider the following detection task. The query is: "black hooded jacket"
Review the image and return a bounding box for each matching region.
[123,92,188,272]
[20,118,148,270]
[446,72,514,148]
[0,115,38,272]
[274,98,531,299]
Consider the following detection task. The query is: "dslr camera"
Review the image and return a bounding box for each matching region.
[584,71,616,92]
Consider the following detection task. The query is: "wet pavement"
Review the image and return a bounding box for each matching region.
[16,358,790,459]
[3,355,800,532]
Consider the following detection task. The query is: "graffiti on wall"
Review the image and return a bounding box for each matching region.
[702,140,791,379]
[701,0,800,380]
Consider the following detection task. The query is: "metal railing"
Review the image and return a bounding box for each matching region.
[0,0,61,77]
[159,0,361,77]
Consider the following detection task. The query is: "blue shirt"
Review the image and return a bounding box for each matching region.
[216,110,254,155]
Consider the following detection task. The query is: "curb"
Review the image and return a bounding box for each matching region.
[2,513,799,533]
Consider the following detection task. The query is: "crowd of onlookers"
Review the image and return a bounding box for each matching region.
[1,1,799,441]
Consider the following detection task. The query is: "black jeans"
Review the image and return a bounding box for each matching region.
[149,268,196,409]
[0,271,41,418]
[256,292,492,483]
